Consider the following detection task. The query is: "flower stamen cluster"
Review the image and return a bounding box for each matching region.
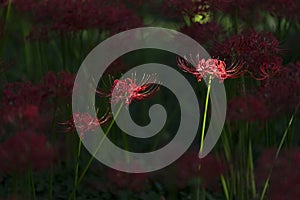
[99,73,160,106]
[177,54,243,82]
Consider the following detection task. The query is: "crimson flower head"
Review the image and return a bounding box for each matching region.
[98,73,160,107]
[64,112,111,138]
[0,131,54,174]
[177,54,243,82]
[213,29,282,80]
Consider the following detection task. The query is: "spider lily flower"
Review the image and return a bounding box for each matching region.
[249,62,281,80]
[98,73,160,107]
[213,30,282,80]
[63,112,111,138]
[177,54,243,82]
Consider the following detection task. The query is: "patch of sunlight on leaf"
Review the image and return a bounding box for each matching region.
[193,13,210,24]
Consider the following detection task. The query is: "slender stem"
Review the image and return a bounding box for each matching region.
[60,35,66,70]
[197,76,212,200]
[29,170,36,200]
[200,76,212,153]
[202,187,206,200]
[248,140,256,199]
[49,100,58,200]
[27,171,31,199]
[0,0,12,54]
[49,165,53,200]
[260,103,299,200]
[195,169,201,200]
[68,103,123,200]
[221,175,230,200]
[72,139,82,200]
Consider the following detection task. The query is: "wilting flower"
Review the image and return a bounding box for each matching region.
[98,73,160,106]
[177,55,243,82]
[64,112,111,138]
[213,29,282,80]
[0,131,54,173]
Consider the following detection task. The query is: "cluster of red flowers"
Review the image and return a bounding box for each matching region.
[0,131,54,173]
[263,0,300,21]
[0,82,47,131]
[9,0,143,40]
[61,73,160,138]
[256,148,300,200]
[43,71,76,99]
[214,29,282,80]
[160,0,300,25]
[228,62,300,122]
[0,71,75,173]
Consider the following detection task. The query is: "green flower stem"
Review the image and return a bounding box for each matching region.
[0,0,12,54]
[248,140,257,199]
[49,100,58,200]
[69,102,123,200]
[30,170,36,200]
[72,139,82,200]
[200,75,212,153]
[197,76,212,200]
[49,165,53,200]
[260,103,299,200]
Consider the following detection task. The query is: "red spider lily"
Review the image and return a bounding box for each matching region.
[213,29,282,80]
[63,112,111,138]
[177,55,243,82]
[259,61,300,117]
[251,62,281,80]
[227,61,300,122]
[22,0,142,40]
[263,0,300,21]
[0,131,54,173]
[42,71,75,99]
[98,73,160,107]
[0,82,49,131]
